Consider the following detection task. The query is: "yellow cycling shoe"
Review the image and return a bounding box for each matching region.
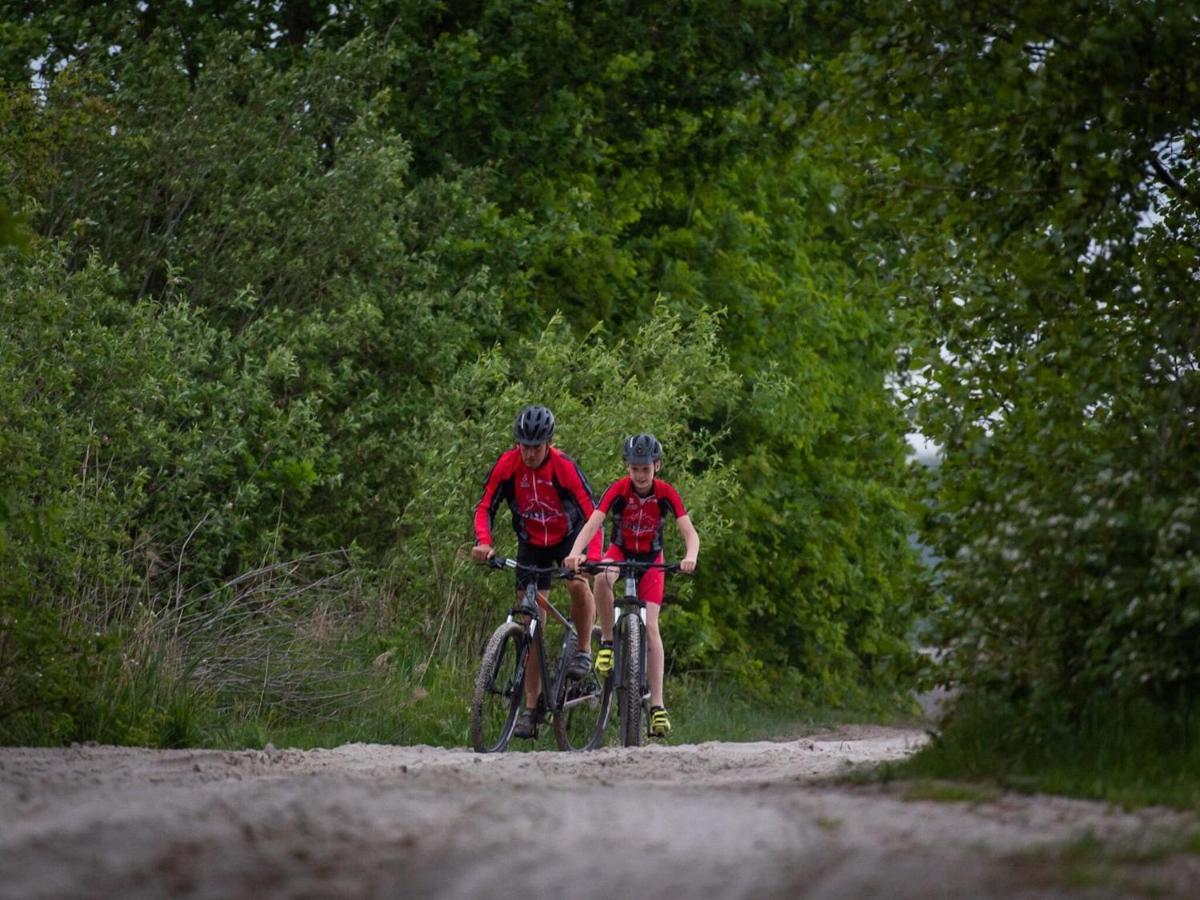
[595,642,614,677]
[650,705,671,737]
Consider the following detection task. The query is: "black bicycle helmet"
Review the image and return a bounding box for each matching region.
[622,433,663,465]
[513,404,556,445]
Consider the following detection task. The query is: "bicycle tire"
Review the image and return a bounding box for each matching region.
[617,615,644,747]
[470,621,527,753]
[553,626,612,751]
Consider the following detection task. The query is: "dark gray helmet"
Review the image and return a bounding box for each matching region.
[513,404,556,445]
[622,433,662,465]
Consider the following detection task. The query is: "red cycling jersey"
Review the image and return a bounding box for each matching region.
[474,446,602,553]
[598,477,687,556]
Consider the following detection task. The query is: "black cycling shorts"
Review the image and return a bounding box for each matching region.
[515,535,579,591]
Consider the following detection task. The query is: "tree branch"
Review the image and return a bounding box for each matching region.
[1147,152,1200,209]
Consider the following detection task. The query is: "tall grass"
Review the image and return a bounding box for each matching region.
[664,676,903,745]
[3,551,401,747]
[4,546,903,750]
[898,692,1200,810]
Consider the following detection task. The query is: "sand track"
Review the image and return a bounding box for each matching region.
[1,726,1195,898]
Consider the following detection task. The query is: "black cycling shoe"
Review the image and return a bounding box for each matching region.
[566,650,593,679]
[513,708,537,738]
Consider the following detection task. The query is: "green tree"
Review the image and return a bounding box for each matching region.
[3,36,503,580]
[824,0,1200,714]
[351,1,925,696]
[3,2,926,725]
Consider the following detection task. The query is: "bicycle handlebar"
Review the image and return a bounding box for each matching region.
[578,560,688,575]
[485,556,576,579]
[482,556,690,578]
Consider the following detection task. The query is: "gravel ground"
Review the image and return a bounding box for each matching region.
[1,725,1197,899]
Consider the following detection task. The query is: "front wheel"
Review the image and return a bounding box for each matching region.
[554,627,612,751]
[617,615,644,748]
[470,621,528,753]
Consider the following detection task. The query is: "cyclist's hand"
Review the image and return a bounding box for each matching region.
[563,553,583,572]
[680,557,697,574]
[472,543,495,563]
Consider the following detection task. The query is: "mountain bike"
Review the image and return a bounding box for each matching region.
[580,559,683,748]
[469,557,611,753]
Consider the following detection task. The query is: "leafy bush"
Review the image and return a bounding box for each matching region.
[392,305,739,673]
[0,11,930,744]
[822,0,1200,720]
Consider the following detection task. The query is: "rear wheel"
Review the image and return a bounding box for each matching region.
[470,622,527,753]
[618,615,643,747]
[554,627,612,751]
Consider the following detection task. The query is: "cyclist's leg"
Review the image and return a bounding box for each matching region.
[522,595,548,710]
[645,601,665,707]
[564,573,595,655]
[594,566,617,641]
[594,546,623,643]
[515,542,554,713]
[645,598,672,737]
[557,534,595,655]
[640,562,667,707]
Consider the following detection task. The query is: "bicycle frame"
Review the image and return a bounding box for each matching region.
[471,556,611,752]
[491,557,580,722]
[611,570,648,702]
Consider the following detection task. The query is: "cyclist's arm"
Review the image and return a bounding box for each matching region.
[472,455,510,560]
[564,508,606,569]
[676,514,700,573]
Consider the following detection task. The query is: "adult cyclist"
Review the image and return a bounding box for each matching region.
[472,404,603,739]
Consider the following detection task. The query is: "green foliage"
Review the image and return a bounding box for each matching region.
[3,36,502,582]
[0,597,98,743]
[663,675,902,747]
[822,1,1200,715]
[646,159,927,702]
[0,250,189,600]
[392,305,739,671]
[0,202,28,250]
[0,4,927,745]
[902,692,1200,811]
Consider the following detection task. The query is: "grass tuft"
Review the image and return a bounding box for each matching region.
[897,691,1200,812]
[899,778,1002,804]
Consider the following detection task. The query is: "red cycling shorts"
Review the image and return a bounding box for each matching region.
[602,545,665,605]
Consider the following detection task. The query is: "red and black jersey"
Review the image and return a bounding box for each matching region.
[474,447,601,551]
[598,477,687,556]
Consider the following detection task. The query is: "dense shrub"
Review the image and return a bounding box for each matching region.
[0,8,927,744]
[392,305,739,671]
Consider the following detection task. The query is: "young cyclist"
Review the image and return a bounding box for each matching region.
[472,404,603,738]
[563,433,699,738]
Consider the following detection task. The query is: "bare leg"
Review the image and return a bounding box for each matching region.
[594,567,617,642]
[646,602,665,707]
[565,575,595,654]
[522,593,548,710]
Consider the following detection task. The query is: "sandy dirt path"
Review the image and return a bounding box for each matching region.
[1,726,1196,899]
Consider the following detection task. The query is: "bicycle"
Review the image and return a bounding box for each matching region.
[469,557,611,753]
[580,559,684,747]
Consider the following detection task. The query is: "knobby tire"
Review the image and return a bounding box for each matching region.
[470,621,527,753]
[618,615,644,747]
